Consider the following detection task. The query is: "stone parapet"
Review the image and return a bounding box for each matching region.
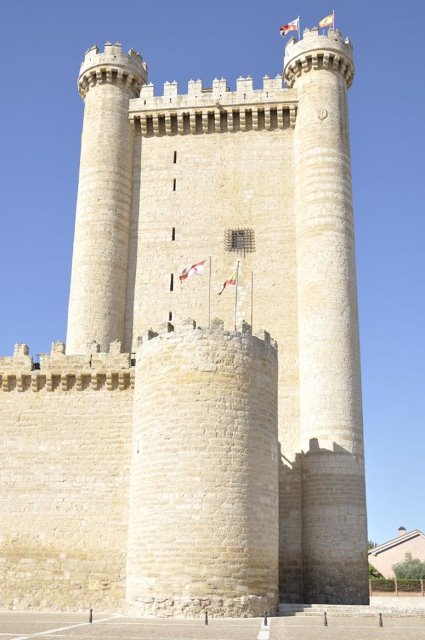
[78,42,148,99]
[284,28,354,89]
[129,75,297,135]
[0,341,133,392]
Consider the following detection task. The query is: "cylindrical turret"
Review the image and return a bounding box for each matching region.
[66,43,148,354]
[126,319,279,617]
[284,29,368,603]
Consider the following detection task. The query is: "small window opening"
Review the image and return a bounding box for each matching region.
[173,151,177,163]
[170,274,174,291]
[169,311,173,321]
[171,227,176,241]
[224,228,255,254]
[173,178,176,191]
[234,231,245,250]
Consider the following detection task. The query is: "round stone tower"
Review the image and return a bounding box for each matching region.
[66,43,147,354]
[284,29,368,603]
[126,319,279,617]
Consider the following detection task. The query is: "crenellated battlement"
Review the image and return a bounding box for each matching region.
[135,73,286,106]
[78,41,148,100]
[0,321,277,392]
[137,317,278,353]
[0,340,134,392]
[129,74,297,136]
[284,28,354,88]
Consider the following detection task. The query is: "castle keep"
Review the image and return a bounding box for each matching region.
[0,28,369,615]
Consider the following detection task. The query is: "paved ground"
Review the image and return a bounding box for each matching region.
[0,612,424,640]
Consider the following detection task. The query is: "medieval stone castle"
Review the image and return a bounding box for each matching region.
[0,28,369,616]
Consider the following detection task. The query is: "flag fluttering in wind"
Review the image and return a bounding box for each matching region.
[179,259,206,283]
[279,17,299,37]
[218,270,237,295]
[319,12,334,28]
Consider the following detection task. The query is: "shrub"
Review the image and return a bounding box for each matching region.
[393,553,425,579]
[371,578,395,592]
[397,580,422,592]
[369,563,383,579]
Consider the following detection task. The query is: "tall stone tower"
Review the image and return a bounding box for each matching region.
[127,321,279,617]
[66,43,148,354]
[284,29,367,602]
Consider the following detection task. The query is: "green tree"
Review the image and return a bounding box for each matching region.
[393,553,425,579]
[369,563,382,579]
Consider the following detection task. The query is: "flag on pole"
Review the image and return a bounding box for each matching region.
[218,270,237,295]
[319,12,334,28]
[179,259,206,283]
[279,17,299,37]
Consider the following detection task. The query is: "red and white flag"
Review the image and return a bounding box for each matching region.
[218,269,237,295]
[279,17,299,37]
[179,259,206,283]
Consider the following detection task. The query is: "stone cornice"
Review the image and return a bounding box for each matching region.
[0,371,134,393]
[78,66,145,100]
[130,102,297,136]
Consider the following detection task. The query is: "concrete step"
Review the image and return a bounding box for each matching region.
[278,603,425,617]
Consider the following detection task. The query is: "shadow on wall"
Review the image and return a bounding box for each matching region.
[123,127,142,352]
[279,439,369,605]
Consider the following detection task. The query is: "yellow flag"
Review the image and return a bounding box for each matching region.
[319,13,334,28]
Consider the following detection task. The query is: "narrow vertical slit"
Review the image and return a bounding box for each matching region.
[170,274,174,291]
[169,311,173,321]
[172,227,176,241]
[173,178,176,191]
[173,151,177,163]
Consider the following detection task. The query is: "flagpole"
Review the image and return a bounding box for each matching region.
[250,271,253,331]
[208,256,212,328]
[333,9,335,30]
[298,15,301,40]
[234,261,240,331]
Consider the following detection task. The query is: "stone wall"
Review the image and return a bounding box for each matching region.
[126,320,279,617]
[302,447,368,604]
[0,344,133,611]
[125,103,300,461]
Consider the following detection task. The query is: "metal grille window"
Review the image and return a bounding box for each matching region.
[225,228,255,254]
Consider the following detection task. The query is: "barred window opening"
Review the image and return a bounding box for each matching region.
[225,228,255,254]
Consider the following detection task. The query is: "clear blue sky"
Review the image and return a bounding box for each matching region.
[0,0,424,546]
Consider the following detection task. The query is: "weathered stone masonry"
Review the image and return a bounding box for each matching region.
[0,26,369,614]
